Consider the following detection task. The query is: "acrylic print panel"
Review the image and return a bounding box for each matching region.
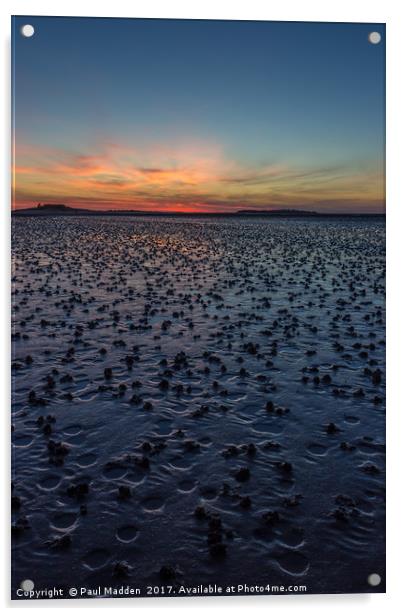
[11,16,385,600]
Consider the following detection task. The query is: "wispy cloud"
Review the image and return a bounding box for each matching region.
[13,140,385,213]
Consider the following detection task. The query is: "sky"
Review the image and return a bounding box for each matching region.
[12,17,385,213]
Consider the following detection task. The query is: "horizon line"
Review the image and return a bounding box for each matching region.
[12,203,385,217]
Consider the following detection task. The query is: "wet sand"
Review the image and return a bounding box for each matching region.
[11,215,385,596]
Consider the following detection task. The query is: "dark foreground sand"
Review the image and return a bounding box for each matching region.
[11,216,385,597]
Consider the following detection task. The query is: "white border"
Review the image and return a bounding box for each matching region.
[1,1,401,614]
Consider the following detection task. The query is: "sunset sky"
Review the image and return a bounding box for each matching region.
[12,17,385,213]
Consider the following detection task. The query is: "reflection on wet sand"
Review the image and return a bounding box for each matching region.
[11,215,385,595]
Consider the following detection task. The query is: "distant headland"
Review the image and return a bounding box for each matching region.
[12,204,385,218]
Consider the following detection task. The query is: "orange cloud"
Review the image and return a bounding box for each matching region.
[12,140,385,213]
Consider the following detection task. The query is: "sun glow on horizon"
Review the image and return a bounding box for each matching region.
[13,140,385,214]
[12,18,385,215]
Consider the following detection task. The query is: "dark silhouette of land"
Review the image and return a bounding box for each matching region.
[12,203,385,218]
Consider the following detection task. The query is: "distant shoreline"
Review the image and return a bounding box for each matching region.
[12,205,385,218]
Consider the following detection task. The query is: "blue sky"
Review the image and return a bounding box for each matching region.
[12,17,385,212]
